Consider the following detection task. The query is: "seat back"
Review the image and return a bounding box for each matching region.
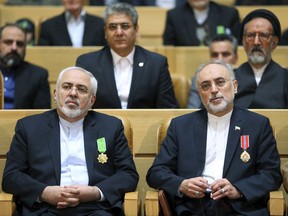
[157,118,172,152]
[171,73,191,108]
[0,70,4,109]
[116,115,133,153]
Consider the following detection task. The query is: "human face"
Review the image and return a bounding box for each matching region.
[105,14,138,57]
[188,0,209,10]
[209,41,238,65]
[55,69,96,122]
[0,26,26,67]
[242,18,278,68]
[61,0,84,17]
[197,64,237,116]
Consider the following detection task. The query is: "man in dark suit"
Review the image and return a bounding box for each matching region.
[163,0,241,46]
[235,9,288,109]
[76,3,179,109]
[147,60,282,216]
[2,66,139,215]
[38,0,106,46]
[0,23,51,109]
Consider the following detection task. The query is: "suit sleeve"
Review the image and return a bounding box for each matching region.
[2,120,48,208]
[163,11,176,45]
[38,22,51,46]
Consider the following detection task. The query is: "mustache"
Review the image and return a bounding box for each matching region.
[64,97,80,106]
[0,52,21,68]
[250,46,264,53]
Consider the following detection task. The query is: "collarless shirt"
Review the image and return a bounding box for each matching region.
[251,63,268,86]
[65,10,86,47]
[111,48,135,109]
[59,117,88,186]
[202,110,232,184]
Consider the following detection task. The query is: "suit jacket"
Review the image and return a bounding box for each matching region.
[146,107,282,216]
[234,61,288,109]
[89,0,186,6]
[76,45,179,108]
[38,12,106,46]
[2,110,139,214]
[163,1,241,46]
[1,61,51,109]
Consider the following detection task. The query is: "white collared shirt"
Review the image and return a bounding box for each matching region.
[65,10,85,47]
[193,6,209,25]
[202,110,232,183]
[111,48,135,109]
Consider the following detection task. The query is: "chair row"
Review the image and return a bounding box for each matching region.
[22,46,288,109]
[1,5,288,46]
[0,109,287,215]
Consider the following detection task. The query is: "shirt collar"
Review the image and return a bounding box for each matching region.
[65,9,86,22]
[59,116,84,128]
[110,47,135,66]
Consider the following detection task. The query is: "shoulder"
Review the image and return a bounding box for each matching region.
[41,13,64,26]
[19,110,57,124]
[135,46,167,60]
[233,106,270,123]
[86,111,123,126]
[18,62,48,75]
[86,13,104,23]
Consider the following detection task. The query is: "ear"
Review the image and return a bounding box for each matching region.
[233,80,238,93]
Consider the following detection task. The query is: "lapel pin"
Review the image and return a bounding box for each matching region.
[235,126,240,130]
[139,62,144,67]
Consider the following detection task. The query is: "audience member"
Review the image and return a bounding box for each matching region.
[16,18,36,46]
[235,9,288,108]
[0,23,51,109]
[234,0,288,5]
[76,3,179,109]
[163,0,241,46]
[5,0,61,5]
[38,0,106,47]
[187,34,238,108]
[2,66,139,215]
[146,60,282,216]
[282,161,288,193]
[90,0,186,8]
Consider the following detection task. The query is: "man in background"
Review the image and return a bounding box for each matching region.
[235,9,288,108]
[38,0,106,46]
[76,3,179,108]
[163,0,240,46]
[0,23,51,109]
[187,34,238,108]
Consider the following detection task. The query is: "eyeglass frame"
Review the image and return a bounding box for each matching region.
[243,32,275,42]
[61,83,90,95]
[198,78,233,92]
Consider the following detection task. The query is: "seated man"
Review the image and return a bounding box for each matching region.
[2,66,139,215]
[0,23,51,109]
[147,60,282,216]
[76,3,179,109]
[163,0,241,46]
[187,34,238,108]
[38,0,106,46]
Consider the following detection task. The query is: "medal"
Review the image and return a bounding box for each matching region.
[98,153,108,164]
[97,137,108,164]
[240,135,250,163]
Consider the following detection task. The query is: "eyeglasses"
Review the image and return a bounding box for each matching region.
[62,83,89,95]
[199,78,231,91]
[243,32,274,42]
[106,22,134,31]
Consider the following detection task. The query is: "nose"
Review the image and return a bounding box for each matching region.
[210,82,219,92]
[68,87,78,96]
[253,34,261,45]
[11,41,18,50]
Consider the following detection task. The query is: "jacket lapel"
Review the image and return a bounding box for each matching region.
[83,113,99,185]
[223,108,244,176]
[127,46,145,107]
[47,111,62,185]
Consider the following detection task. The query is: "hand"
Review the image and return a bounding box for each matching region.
[40,186,80,208]
[179,177,209,199]
[210,178,242,200]
[64,185,101,203]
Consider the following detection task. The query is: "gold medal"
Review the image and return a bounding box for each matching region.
[97,153,108,164]
[240,150,250,163]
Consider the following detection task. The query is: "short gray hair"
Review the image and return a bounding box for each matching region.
[56,66,98,96]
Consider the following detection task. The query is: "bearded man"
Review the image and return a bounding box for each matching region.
[234,9,288,109]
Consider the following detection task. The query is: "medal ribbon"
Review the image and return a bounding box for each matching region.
[240,135,249,150]
[97,137,107,153]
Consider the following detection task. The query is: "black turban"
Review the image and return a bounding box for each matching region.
[240,9,281,41]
